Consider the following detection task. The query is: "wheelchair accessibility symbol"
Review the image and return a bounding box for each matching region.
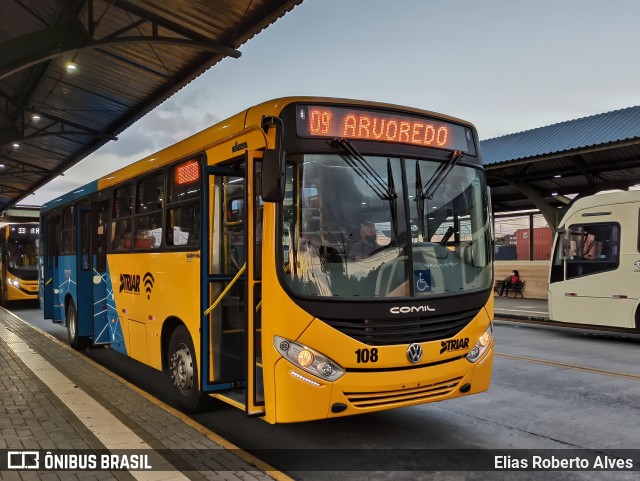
[414,270,431,293]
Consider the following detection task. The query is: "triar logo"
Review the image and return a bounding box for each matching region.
[440,337,469,354]
[143,272,155,300]
[119,274,140,294]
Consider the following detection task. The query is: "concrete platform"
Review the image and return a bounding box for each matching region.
[0,308,285,481]
[493,295,549,321]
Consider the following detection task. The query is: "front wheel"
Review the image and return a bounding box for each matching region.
[67,300,90,350]
[168,325,206,412]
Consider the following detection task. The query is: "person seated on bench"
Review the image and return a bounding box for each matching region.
[498,269,519,297]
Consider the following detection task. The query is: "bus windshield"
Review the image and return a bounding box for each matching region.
[7,237,39,271]
[281,154,491,299]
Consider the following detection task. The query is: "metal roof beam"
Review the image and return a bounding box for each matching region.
[0,105,118,148]
[0,24,90,81]
[0,183,28,194]
[111,0,241,51]
[488,175,559,229]
[0,170,42,184]
[0,4,240,82]
[0,155,55,174]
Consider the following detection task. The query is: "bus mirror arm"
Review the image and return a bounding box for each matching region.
[261,116,286,203]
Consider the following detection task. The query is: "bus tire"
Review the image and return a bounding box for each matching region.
[67,300,89,350]
[168,325,206,412]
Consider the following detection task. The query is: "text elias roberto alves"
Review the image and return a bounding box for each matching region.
[495,455,633,470]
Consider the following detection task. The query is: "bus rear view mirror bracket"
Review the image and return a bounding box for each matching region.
[261,115,286,203]
[262,149,285,202]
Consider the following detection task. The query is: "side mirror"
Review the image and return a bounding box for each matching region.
[556,226,568,260]
[261,148,285,202]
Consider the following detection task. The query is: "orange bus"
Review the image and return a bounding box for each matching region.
[40,97,494,423]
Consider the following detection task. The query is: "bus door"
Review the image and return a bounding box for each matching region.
[75,205,93,338]
[201,153,264,416]
[91,201,111,345]
[42,216,54,319]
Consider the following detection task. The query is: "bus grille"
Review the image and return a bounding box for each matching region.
[344,377,463,408]
[324,308,478,346]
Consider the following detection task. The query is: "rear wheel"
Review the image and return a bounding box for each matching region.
[67,300,89,350]
[168,325,206,412]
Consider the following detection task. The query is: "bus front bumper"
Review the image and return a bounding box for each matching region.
[5,280,39,301]
[273,342,493,423]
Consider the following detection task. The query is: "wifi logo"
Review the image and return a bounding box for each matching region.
[143,272,155,300]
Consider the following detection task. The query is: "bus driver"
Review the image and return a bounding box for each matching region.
[349,221,380,260]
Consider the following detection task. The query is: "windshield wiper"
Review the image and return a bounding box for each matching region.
[421,150,463,200]
[415,161,426,239]
[330,138,397,201]
[330,137,400,238]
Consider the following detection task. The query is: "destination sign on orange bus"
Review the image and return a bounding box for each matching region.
[296,105,473,153]
[175,160,199,185]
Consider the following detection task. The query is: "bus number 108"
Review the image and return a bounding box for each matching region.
[355,348,379,364]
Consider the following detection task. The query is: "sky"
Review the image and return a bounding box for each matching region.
[25,0,640,206]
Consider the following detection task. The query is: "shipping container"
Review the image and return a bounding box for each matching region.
[515,227,553,260]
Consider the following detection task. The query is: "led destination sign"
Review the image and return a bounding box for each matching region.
[296,105,473,153]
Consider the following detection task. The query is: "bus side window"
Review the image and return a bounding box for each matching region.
[166,159,201,248]
[166,204,200,246]
[111,219,132,251]
[566,222,620,279]
[135,212,162,249]
[51,216,61,268]
[135,174,164,249]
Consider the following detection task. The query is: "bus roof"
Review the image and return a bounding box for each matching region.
[560,190,640,223]
[41,181,99,213]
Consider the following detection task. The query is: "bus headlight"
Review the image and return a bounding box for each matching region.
[274,336,345,382]
[8,278,19,287]
[465,325,493,363]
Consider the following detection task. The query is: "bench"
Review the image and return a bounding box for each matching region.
[494,279,526,298]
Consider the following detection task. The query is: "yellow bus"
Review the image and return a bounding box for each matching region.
[0,223,40,306]
[40,97,494,423]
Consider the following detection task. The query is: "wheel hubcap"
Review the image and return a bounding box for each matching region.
[170,343,193,396]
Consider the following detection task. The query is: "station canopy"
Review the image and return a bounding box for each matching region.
[0,0,302,208]
[481,106,640,219]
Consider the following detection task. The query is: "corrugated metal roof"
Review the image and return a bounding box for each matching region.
[0,0,303,208]
[481,106,640,165]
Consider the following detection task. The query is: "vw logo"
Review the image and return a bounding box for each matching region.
[407,343,423,363]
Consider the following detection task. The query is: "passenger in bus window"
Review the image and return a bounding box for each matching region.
[582,233,598,259]
[120,227,132,250]
[349,221,380,261]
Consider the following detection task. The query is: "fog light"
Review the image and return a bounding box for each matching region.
[318,362,334,376]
